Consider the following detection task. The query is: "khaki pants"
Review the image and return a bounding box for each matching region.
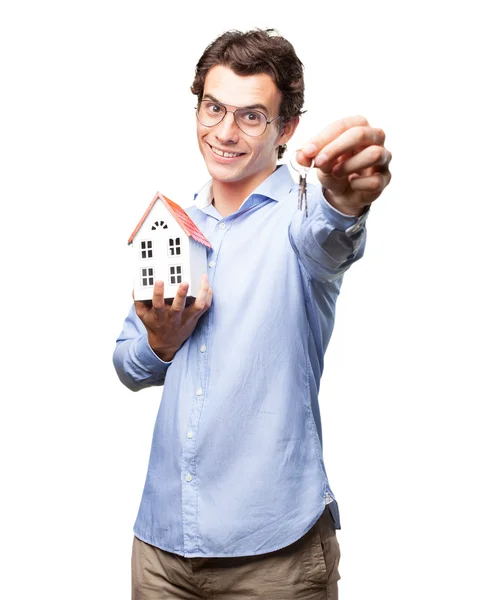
[132,505,341,599]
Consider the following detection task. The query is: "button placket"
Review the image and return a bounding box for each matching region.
[206,217,232,285]
[181,382,203,550]
[181,220,225,554]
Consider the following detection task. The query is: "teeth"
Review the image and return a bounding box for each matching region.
[211,146,242,158]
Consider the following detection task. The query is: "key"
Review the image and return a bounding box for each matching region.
[290,152,314,218]
[298,173,308,217]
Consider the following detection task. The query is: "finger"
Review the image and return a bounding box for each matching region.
[331,146,392,178]
[205,285,213,309]
[197,273,209,295]
[192,285,213,322]
[349,171,392,193]
[312,126,386,172]
[134,301,148,320]
[151,280,166,313]
[296,115,370,167]
[329,151,355,174]
[191,274,210,314]
[170,281,189,316]
[200,286,213,313]
[134,288,152,320]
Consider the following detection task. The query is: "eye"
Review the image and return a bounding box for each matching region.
[238,109,264,126]
[205,102,223,115]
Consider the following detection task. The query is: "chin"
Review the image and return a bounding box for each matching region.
[208,169,243,184]
[204,159,245,183]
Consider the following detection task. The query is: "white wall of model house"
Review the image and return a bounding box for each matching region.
[131,201,208,303]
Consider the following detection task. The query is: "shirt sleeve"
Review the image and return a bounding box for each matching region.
[112,304,172,391]
[288,184,369,283]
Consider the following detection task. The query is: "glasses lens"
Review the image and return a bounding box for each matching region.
[235,108,267,136]
[196,101,269,136]
[197,101,226,127]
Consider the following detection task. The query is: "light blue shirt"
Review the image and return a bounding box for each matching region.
[113,164,368,557]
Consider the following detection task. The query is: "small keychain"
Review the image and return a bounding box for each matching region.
[290,153,315,217]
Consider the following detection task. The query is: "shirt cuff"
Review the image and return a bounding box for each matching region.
[320,187,370,235]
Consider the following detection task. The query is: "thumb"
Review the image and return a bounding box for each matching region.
[296,146,317,168]
[133,291,149,320]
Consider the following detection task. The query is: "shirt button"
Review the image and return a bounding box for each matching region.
[219,222,226,229]
[208,260,216,268]
[187,431,193,439]
[196,387,203,396]
[185,473,193,482]
[200,344,207,353]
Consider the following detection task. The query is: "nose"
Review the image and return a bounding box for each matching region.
[214,110,240,143]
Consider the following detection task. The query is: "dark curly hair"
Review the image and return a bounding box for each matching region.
[191,28,305,160]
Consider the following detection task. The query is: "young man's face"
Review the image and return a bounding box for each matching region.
[196,65,298,189]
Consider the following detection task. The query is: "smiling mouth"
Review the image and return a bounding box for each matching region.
[208,144,245,159]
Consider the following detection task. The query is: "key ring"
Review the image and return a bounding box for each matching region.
[289,150,315,176]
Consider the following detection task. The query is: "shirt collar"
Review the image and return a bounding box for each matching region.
[193,164,295,210]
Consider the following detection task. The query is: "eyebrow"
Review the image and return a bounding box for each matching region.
[202,93,269,114]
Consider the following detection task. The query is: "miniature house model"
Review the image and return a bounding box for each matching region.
[128,192,213,304]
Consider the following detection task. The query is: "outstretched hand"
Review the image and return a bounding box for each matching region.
[134,274,213,362]
[296,115,392,217]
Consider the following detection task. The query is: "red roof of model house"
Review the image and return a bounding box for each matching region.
[128,192,213,249]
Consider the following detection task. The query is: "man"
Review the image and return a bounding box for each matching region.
[114,28,392,599]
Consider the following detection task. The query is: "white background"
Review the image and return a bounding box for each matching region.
[1,1,478,598]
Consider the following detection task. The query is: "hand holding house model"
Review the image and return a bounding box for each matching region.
[128,193,213,305]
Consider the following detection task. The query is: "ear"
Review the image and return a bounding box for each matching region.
[278,116,300,146]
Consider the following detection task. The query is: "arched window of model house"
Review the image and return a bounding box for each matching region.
[151,220,168,230]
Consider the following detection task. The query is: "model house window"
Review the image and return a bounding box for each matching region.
[151,220,168,230]
[141,267,154,287]
[169,265,182,284]
[141,240,153,259]
[169,237,181,256]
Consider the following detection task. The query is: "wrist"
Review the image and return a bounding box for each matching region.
[147,334,178,362]
[323,188,367,218]
[155,349,176,362]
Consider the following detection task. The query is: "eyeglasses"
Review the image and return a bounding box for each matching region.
[196,100,281,137]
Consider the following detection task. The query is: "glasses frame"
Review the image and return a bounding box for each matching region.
[195,100,282,137]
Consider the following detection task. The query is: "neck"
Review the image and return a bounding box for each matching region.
[211,167,276,217]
